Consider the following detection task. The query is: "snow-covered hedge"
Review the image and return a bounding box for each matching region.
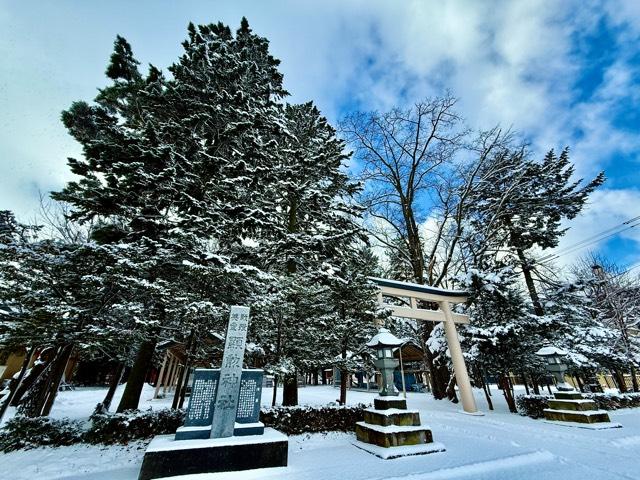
[0,404,369,451]
[85,408,186,444]
[517,392,640,418]
[0,417,84,452]
[515,394,552,418]
[260,403,368,435]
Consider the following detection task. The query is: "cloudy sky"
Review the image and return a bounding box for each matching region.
[1,1,639,269]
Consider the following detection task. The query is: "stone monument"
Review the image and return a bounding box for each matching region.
[138,306,289,480]
[353,328,445,459]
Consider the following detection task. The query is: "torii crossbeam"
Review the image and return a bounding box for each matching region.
[370,277,480,414]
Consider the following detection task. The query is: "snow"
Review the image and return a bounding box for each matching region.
[146,428,286,452]
[535,346,568,356]
[542,408,608,416]
[541,420,623,430]
[368,277,468,297]
[355,421,432,434]
[366,328,403,348]
[364,407,420,416]
[352,440,446,459]
[3,384,640,479]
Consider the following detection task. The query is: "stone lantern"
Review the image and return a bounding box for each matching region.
[355,327,445,457]
[366,328,403,397]
[535,345,616,427]
[535,345,574,391]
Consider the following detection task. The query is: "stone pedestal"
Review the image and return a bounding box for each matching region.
[543,391,620,429]
[138,428,288,480]
[354,396,444,459]
[138,307,290,480]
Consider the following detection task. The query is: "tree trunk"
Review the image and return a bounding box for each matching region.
[507,374,516,400]
[479,373,494,411]
[419,322,448,399]
[98,362,125,412]
[532,376,540,395]
[271,375,278,407]
[41,345,74,416]
[0,346,36,422]
[614,369,627,393]
[339,368,348,405]
[631,365,639,392]
[515,247,544,316]
[446,375,459,403]
[282,373,298,406]
[11,349,55,407]
[500,374,517,413]
[521,371,530,395]
[117,339,157,412]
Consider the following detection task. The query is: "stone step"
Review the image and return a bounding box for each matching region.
[364,408,421,427]
[374,396,407,410]
[355,422,433,448]
[543,408,611,424]
[554,391,583,400]
[548,399,597,411]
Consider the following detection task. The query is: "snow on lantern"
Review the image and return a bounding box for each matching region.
[535,345,574,391]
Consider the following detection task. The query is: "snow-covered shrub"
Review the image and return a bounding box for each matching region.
[517,392,640,418]
[0,416,83,452]
[585,392,640,410]
[260,403,368,435]
[515,394,551,418]
[85,408,185,444]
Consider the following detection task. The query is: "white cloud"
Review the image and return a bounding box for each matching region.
[546,189,640,269]
[1,0,640,269]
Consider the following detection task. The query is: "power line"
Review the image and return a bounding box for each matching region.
[538,215,640,261]
[537,215,640,265]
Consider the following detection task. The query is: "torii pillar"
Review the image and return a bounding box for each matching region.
[370,277,480,415]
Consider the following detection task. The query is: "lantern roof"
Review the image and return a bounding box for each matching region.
[366,328,403,349]
[535,346,567,357]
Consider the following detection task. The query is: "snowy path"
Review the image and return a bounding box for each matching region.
[2,384,640,479]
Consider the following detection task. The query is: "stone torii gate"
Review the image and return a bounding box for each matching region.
[370,277,480,415]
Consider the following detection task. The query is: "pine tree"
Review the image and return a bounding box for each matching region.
[0,212,128,416]
[323,245,381,404]
[53,20,291,411]
[468,147,604,316]
[253,102,364,405]
[458,266,545,412]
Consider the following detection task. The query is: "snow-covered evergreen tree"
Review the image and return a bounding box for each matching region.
[53,20,290,411]
[467,147,604,316]
[250,102,365,405]
[457,266,545,412]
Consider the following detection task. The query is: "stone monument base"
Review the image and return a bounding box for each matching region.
[137,428,288,480]
[543,391,617,427]
[175,421,265,440]
[355,396,444,459]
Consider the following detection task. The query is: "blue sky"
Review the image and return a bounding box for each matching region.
[1,1,639,269]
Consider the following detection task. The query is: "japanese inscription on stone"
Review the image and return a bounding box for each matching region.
[210,305,250,438]
[186,376,218,424]
[182,369,262,428]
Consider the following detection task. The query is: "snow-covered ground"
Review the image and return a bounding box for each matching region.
[3,384,640,479]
